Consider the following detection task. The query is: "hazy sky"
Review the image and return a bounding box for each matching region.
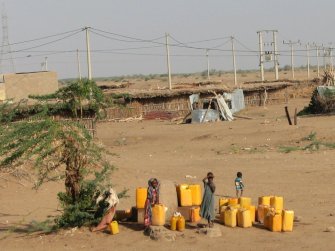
[1,0,334,79]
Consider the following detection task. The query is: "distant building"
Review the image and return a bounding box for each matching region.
[0,71,58,102]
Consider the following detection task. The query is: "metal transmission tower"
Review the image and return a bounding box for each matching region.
[0,5,15,74]
[257,30,279,81]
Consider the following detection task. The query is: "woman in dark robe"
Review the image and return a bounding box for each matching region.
[200,172,216,227]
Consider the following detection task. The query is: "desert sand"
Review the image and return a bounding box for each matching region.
[1,97,335,250]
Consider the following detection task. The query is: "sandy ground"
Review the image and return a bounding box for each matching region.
[1,98,335,250]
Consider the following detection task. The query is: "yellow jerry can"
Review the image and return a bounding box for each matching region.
[258,196,272,206]
[189,184,202,206]
[177,184,193,207]
[219,198,229,214]
[177,216,185,231]
[269,213,282,232]
[170,216,178,231]
[136,187,147,209]
[237,209,252,228]
[270,196,284,214]
[190,206,201,223]
[224,207,237,227]
[282,210,294,232]
[247,205,256,223]
[152,204,166,226]
[257,204,269,223]
[238,197,252,209]
[109,221,119,235]
[228,198,239,206]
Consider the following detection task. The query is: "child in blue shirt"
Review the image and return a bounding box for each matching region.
[235,172,244,198]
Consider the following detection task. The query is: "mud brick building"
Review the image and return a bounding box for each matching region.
[0,71,58,102]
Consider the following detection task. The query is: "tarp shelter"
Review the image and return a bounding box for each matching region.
[229,89,245,114]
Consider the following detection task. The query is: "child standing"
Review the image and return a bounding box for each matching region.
[235,172,244,198]
[200,172,216,228]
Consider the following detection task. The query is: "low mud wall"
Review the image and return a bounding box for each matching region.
[104,83,317,120]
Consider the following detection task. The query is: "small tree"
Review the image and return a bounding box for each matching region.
[0,80,118,228]
[0,114,108,202]
[29,79,105,119]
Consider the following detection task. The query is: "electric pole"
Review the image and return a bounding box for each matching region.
[283,40,300,80]
[306,43,310,80]
[257,30,279,81]
[330,47,334,72]
[323,46,326,70]
[312,43,321,78]
[317,46,320,77]
[77,49,82,80]
[85,27,92,80]
[206,49,210,81]
[273,31,279,80]
[257,31,265,81]
[165,33,172,90]
[44,57,48,71]
[231,36,237,86]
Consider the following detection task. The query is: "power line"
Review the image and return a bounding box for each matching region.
[7,30,83,55]
[172,36,232,45]
[90,31,165,50]
[0,28,84,48]
[90,27,165,43]
[234,37,257,52]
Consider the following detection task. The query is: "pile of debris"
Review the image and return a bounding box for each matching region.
[186,89,245,123]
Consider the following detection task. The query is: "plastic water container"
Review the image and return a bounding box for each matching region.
[228,198,239,206]
[270,196,284,214]
[282,210,294,232]
[219,210,226,224]
[239,197,252,208]
[237,209,252,228]
[258,196,272,206]
[177,216,185,231]
[219,198,229,214]
[189,184,202,206]
[257,204,269,223]
[177,184,193,207]
[269,213,282,232]
[136,187,147,209]
[224,207,237,227]
[247,205,256,223]
[264,207,276,230]
[190,206,201,223]
[109,221,119,235]
[152,204,166,226]
[170,216,178,231]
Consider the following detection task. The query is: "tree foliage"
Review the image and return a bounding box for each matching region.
[29,79,106,119]
[0,80,121,228]
[0,114,108,201]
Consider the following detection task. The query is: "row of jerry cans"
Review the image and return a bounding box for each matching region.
[135,184,202,209]
[219,197,255,228]
[170,206,201,231]
[176,184,202,207]
[258,196,294,232]
[258,196,283,213]
[261,208,294,232]
[170,215,186,231]
[220,205,256,228]
[219,197,252,213]
[219,196,294,232]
